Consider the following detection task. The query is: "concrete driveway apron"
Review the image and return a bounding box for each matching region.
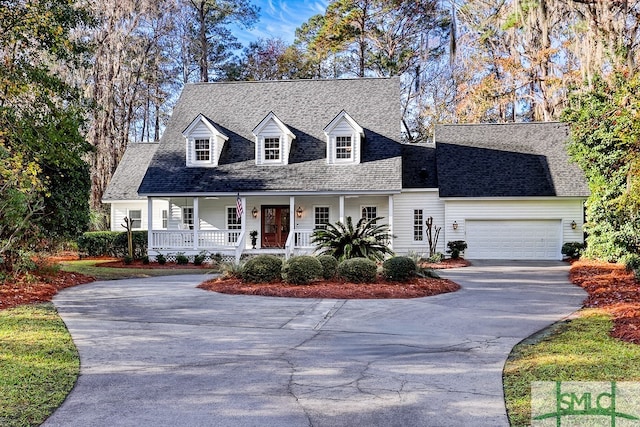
[45,261,585,427]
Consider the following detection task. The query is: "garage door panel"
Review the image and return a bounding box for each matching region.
[465,220,561,260]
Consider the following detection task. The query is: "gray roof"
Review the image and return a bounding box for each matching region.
[401,143,438,189]
[434,122,589,198]
[139,78,402,195]
[102,143,159,201]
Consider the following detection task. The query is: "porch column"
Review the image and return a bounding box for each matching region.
[290,196,295,230]
[388,195,394,250]
[339,196,345,223]
[147,197,153,255]
[241,196,247,232]
[193,197,199,250]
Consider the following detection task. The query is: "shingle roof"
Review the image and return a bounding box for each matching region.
[434,122,589,197]
[139,78,402,195]
[401,143,438,189]
[102,143,159,201]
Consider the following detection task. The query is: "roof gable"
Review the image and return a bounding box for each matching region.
[252,111,295,138]
[103,143,159,201]
[323,110,364,135]
[182,114,229,140]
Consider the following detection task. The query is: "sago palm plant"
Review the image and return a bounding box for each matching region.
[311,216,393,261]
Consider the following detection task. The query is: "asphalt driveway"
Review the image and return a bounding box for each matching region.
[44,261,585,427]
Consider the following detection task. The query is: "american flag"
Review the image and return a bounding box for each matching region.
[236,193,243,220]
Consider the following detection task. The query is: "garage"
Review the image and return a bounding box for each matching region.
[465,220,562,260]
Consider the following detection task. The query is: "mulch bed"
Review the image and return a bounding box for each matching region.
[570,259,640,344]
[0,270,94,311]
[198,276,461,299]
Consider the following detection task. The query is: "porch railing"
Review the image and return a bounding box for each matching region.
[285,229,315,258]
[150,230,241,250]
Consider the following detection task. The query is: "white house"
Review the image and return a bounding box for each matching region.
[102,78,589,261]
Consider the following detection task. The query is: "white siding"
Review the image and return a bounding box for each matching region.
[110,200,168,231]
[443,198,585,259]
[326,119,361,164]
[392,191,446,256]
[254,119,292,165]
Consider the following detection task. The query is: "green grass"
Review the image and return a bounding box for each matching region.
[0,304,79,427]
[504,309,640,426]
[60,259,216,280]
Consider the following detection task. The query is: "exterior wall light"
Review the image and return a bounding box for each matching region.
[571,220,577,230]
[296,206,303,218]
[252,207,258,218]
[452,221,458,230]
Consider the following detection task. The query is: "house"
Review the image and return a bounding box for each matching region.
[103,77,589,261]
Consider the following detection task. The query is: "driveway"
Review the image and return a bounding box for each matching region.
[45,261,585,427]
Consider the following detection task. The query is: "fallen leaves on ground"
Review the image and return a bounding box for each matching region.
[0,270,94,310]
[570,259,640,344]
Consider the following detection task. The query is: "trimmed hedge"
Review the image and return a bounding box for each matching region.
[317,255,339,280]
[338,257,377,283]
[561,242,585,259]
[382,256,417,282]
[242,255,282,283]
[77,231,148,258]
[282,256,323,285]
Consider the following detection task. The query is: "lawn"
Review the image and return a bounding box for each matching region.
[503,260,640,426]
[60,259,215,281]
[0,304,79,427]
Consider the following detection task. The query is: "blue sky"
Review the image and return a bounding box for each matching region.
[233,0,329,47]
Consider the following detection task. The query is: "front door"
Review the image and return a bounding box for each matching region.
[262,206,290,248]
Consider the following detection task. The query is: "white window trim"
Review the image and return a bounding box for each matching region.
[182,207,194,229]
[361,205,378,223]
[127,209,142,230]
[334,134,354,163]
[260,135,283,164]
[226,206,242,229]
[412,209,424,243]
[314,205,331,229]
[191,137,213,164]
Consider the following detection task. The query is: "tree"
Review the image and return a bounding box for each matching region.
[181,0,259,82]
[562,70,640,260]
[0,0,93,269]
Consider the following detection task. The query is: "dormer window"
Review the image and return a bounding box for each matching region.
[253,112,295,166]
[194,139,210,161]
[324,110,364,165]
[183,114,228,167]
[264,137,281,161]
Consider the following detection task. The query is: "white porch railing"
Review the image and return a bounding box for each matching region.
[151,230,241,250]
[285,229,315,258]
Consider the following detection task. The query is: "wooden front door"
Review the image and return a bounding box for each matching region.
[261,206,290,248]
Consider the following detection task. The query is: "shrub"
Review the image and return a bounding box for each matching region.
[176,252,189,265]
[382,256,417,282]
[282,256,323,285]
[417,266,440,279]
[561,242,586,259]
[123,255,133,265]
[312,216,393,261]
[242,255,282,283]
[623,254,640,272]
[78,231,148,258]
[193,251,207,266]
[317,255,339,280]
[156,253,166,265]
[142,255,150,265]
[337,257,377,283]
[221,261,243,279]
[446,240,468,259]
[428,252,444,263]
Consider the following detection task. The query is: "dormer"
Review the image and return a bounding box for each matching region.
[182,114,228,167]
[252,112,295,166]
[324,111,364,165]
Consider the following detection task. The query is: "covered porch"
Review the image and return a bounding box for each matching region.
[146,193,395,261]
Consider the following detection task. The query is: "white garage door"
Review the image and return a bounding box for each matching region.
[465,220,562,260]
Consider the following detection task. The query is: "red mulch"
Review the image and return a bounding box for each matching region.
[421,258,472,269]
[198,276,460,299]
[570,259,640,344]
[0,269,94,311]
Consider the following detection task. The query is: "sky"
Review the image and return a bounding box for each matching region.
[233,0,330,47]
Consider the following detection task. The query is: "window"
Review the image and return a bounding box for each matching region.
[162,210,168,229]
[361,206,377,224]
[194,138,210,161]
[263,137,280,161]
[413,209,423,241]
[314,207,330,230]
[128,210,142,229]
[227,207,242,243]
[183,207,194,229]
[336,136,352,160]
